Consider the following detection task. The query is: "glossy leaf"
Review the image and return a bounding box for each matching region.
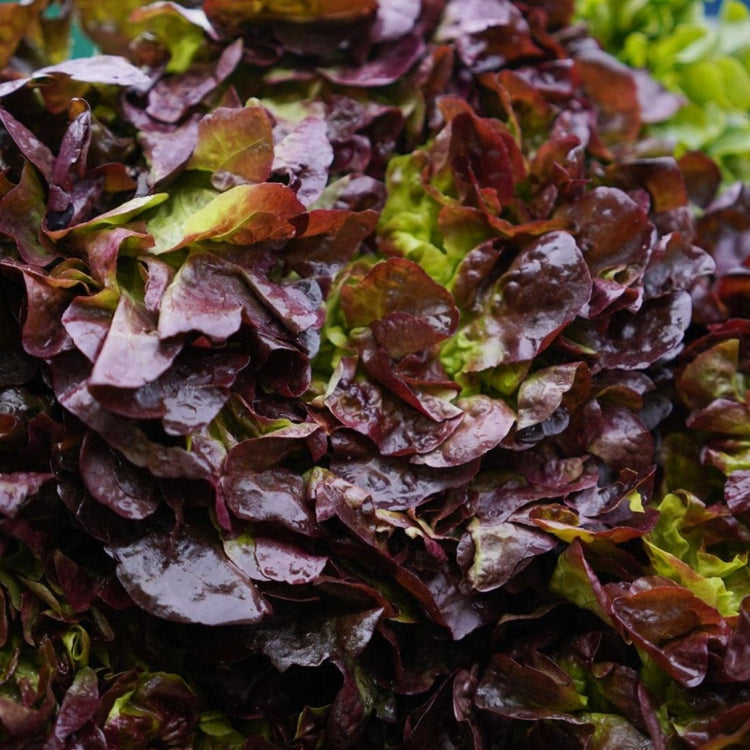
[187,105,274,188]
[341,258,460,358]
[455,231,591,372]
[111,528,272,626]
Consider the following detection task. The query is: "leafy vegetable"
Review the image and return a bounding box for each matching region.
[577,0,750,182]
[0,1,748,748]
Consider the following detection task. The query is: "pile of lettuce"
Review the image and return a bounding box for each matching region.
[0,0,748,747]
[576,0,750,182]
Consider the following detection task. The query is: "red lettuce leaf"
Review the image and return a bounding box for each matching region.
[325,362,462,456]
[272,117,334,207]
[223,530,328,585]
[101,672,199,749]
[330,449,477,511]
[145,40,242,124]
[220,463,318,536]
[91,349,250,435]
[562,292,692,370]
[412,395,514,468]
[52,352,218,480]
[436,0,541,74]
[475,652,587,720]
[341,257,460,358]
[245,608,382,672]
[320,34,425,88]
[0,163,57,267]
[457,519,557,592]
[461,231,591,371]
[89,294,182,390]
[110,526,272,626]
[79,431,161,521]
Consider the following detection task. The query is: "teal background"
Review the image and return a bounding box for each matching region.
[70,21,96,59]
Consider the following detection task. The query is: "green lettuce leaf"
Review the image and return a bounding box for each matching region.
[645,492,750,616]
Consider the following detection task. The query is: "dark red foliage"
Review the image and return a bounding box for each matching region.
[0,1,746,748]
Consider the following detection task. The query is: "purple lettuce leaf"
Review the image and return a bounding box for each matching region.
[311,467,492,639]
[562,291,692,370]
[607,578,730,689]
[457,519,558,592]
[33,56,152,91]
[722,597,750,682]
[341,257,459,358]
[574,47,642,144]
[89,294,182,390]
[157,250,261,342]
[324,359,462,457]
[643,231,715,299]
[0,640,58,746]
[61,291,116,363]
[101,672,199,749]
[272,118,334,207]
[436,0,541,74]
[475,651,587,720]
[219,463,317,536]
[0,1,741,746]
[724,471,750,516]
[352,331,462,422]
[606,157,688,214]
[51,352,218,481]
[0,107,54,179]
[279,208,379,294]
[457,231,592,371]
[632,69,684,126]
[145,40,243,124]
[47,105,92,226]
[516,362,590,431]
[677,703,750,749]
[0,163,57,267]
[79,431,161,521]
[678,151,722,209]
[43,667,100,750]
[91,349,250,435]
[330,447,477,511]
[15,265,77,359]
[320,33,425,88]
[218,421,321,535]
[110,525,272,626]
[240,263,324,336]
[696,183,750,278]
[432,95,526,209]
[575,399,654,474]
[223,530,328,585]
[245,607,382,672]
[139,121,202,187]
[553,542,732,689]
[411,395,514,468]
[371,0,420,42]
[556,187,654,317]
